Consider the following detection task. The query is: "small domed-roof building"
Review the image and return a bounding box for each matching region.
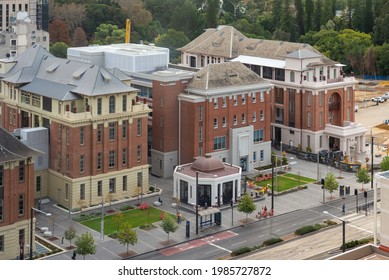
[173,155,241,207]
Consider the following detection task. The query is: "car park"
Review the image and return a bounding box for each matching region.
[371,96,385,103]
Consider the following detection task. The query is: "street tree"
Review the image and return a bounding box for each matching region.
[237,193,256,222]
[64,225,77,246]
[112,212,125,231]
[75,232,96,260]
[381,156,389,171]
[160,215,178,242]
[324,172,338,198]
[355,167,370,191]
[117,223,138,255]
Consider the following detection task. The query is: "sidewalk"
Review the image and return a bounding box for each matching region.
[40,151,376,260]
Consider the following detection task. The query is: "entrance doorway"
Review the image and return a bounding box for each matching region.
[240,156,248,171]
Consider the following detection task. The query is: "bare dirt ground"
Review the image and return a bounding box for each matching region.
[355,80,389,151]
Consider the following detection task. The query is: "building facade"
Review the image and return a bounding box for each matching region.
[0,0,48,32]
[178,26,367,157]
[0,126,41,260]
[178,62,272,172]
[0,45,151,210]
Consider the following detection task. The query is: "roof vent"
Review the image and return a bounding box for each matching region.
[46,62,60,73]
[72,66,88,79]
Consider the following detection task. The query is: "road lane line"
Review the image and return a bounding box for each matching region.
[208,242,232,253]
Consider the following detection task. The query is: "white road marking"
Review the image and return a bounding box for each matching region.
[208,242,232,253]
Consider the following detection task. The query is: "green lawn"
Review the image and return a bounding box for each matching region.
[251,173,316,192]
[81,207,175,235]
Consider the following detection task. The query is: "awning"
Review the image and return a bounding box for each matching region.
[198,208,220,217]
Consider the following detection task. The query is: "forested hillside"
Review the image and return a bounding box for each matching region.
[48,0,389,75]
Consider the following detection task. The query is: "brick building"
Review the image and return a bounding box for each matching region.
[0,45,151,210]
[0,126,41,260]
[178,26,367,156]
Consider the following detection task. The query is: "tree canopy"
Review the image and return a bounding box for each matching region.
[355,167,371,191]
[324,172,338,198]
[237,193,256,222]
[75,232,97,260]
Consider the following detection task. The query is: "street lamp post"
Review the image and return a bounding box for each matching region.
[317,150,320,181]
[323,211,346,253]
[30,207,51,259]
[101,195,104,240]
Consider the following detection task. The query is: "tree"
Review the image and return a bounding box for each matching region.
[48,18,71,45]
[206,0,219,28]
[170,0,203,40]
[160,215,178,242]
[381,156,389,172]
[75,232,96,260]
[64,225,77,246]
[50,2,86,38]
[117,223,138,255]
[155,29,190,63]
[294,0,305,36]
[50,42,69,58]
[304,0,314,32]
[72,27,88,47]
[375,43,389,75]
[324,172,338,198]
[112,212,125,231]
[105,192,114,211]
[237,193,256,222]
[355,167,370,191]
[93,23,126,45]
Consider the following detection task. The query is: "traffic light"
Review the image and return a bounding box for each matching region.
[354,189,358,195]
[364,191,367,198]
[321,178,325,185]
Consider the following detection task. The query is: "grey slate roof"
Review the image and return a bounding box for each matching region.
[178,26,334,62]
[2,45,138,97]
[0,126,42,164]
[186,61,270,92]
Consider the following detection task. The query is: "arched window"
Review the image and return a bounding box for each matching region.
[109,96,115,113]
[290,71,295,83]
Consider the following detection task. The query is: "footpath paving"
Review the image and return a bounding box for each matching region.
[39,151,377,260]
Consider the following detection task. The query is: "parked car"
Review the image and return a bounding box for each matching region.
[382,92,389,100]
[371,96,385,103]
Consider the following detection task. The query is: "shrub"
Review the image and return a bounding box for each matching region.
[119,205,134,211]
[108,231,119,239]
[295,224,325,235]
[340,237,372,250]
[139,202,149,210]
[263,238,283,246]
[231,247,252,256]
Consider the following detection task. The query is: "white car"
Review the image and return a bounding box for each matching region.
[372,96,385,103]
[382,92,389,100]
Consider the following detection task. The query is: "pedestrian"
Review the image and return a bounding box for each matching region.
[342,204,345,213]
[177,212,181,224]
[71,250,77,260]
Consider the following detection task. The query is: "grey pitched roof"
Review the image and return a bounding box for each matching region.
[285,49,321,59]
[186,61,270,92]
[2,45,138,97]
[19,78,79,101]
[0,126,42,164]
[178,26,334,62]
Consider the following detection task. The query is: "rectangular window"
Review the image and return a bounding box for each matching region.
[222,117,226,127]
[233,95,237,106]
[222,97,227,107]
[109,150,116,168]
[65,183,69,200]
[122,120,127,139]
[252,92,256,103]
[97,124,103,143]
[19,161,25,182]
[97,152,102,170]
[233,115,237,125]
[347,88,351,102]
[260,91,265,102]
[252,112,256,122]
[122,95,127,112]
[66,127,70,145]
[319,111,323,128]
[199,106,203,121]
[80,184,85,200]
[80,127,85,145]
[58,125,62,143]
[137,172,143,191]
[260,110,264,121]
[18,194,24,216]
[307,112,311,128]
[19,229,25,245]
[213,136,226,150]
[109,122,116,140]
[80,155,85,173]
[199,126,203,142]
[122,148,127,165]
[241,113,246,124]
[307,135,311,148]
[122,176,127,191]
[137,119,142,136]
[109,178,116,193]
[260,150,264,161]
[319,91,324,106]
[319,135,323,148]
[307,93,311,106]
[137,145,142,162]
[66,155,70,173]
[97,98,102,115]
[97,181,102,197]
[253,129,264,142]
[0,235,4,252]
[36,176,41,192]
[253,151,257,162]
[214,117,218,129]
[214,98,218,109]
